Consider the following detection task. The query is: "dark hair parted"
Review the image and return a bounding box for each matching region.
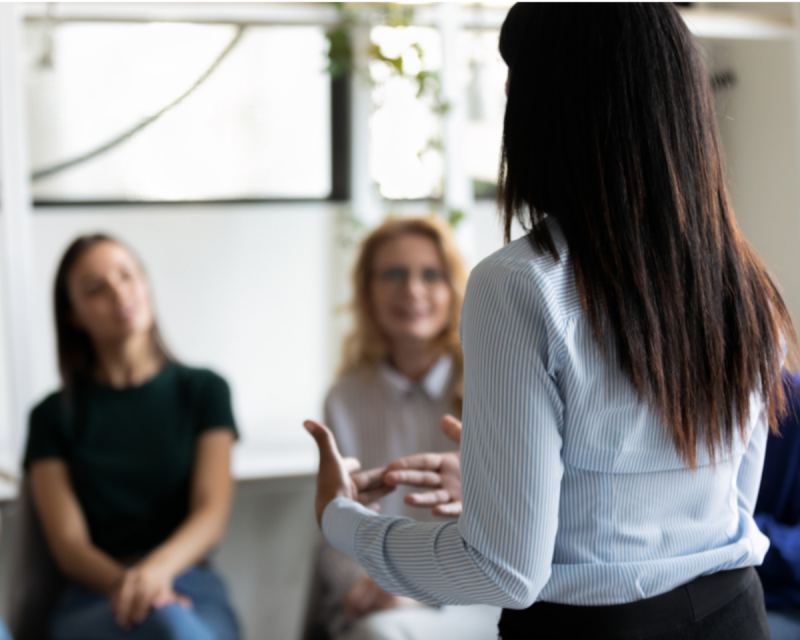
[54,234,172,389]
[499,3,796,466]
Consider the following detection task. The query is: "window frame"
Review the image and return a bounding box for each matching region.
[22,3,512,210]
[23,4,349,207]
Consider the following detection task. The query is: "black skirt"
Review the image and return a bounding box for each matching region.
[498,567,768,639]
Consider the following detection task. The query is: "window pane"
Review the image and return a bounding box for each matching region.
[369,25,443,200]
[25,21,331,201]
[461,29,506,198]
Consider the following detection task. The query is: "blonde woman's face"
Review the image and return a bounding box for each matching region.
[67,241,154,345]
[369,234,452,347]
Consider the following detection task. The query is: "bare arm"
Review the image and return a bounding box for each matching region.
[111,430,236,626]
[29,459,126,594]
[141,429,235,577]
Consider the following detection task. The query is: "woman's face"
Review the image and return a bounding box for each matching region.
[369,233,452,348]
[67,241,154,346]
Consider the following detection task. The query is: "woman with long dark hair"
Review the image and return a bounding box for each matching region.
[24,234,240,639]
[306,4,795,638]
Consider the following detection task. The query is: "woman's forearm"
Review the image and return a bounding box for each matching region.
[141,502,229,578]
[143,431,235,579]
[29,460,127,595]
[55,542,126,595]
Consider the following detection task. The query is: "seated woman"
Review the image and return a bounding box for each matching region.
[304,216,498,640]
[23,234,239,640]
[755,371,800,640]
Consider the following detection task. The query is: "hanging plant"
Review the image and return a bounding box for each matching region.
[326,3,464,230]
[325,5,356,79]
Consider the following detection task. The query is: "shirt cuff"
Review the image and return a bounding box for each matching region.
[321,496,377,560]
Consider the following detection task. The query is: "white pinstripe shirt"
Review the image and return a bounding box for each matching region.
[323,219,770,609]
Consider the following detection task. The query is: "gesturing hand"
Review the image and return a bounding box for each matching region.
[350,465,395,511]
[304,419,361,525]
[305,419,398,525]
[383,414,463,518]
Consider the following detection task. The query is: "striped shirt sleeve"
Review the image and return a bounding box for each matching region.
[736,415,769,515]
[323,257,566,608]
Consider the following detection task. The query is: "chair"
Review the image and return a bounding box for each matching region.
[6,477,65,640]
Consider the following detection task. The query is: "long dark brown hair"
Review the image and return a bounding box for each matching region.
[54,234,172,389]
[499,3,796,465]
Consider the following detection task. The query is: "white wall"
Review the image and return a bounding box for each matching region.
[710,39,800,325]
[0,197,508,473]
[0,227,11,472]
[27,203,339,455]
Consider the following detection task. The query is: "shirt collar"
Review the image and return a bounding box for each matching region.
[379,354,454,400]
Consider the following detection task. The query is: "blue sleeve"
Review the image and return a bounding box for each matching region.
[755,374,800,584]
[756,514,800,583]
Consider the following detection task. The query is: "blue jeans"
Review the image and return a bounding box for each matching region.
[50,566,239,640]
[0,618,12,640]
[767,609,800,640]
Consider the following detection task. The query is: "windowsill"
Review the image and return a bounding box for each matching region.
[0,437,318,505]
[233,437,317,481]
[0,476,16,504]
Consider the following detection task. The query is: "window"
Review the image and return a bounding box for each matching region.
[25,20,332,202]
[461,28,506,199]
[368,25,443,200]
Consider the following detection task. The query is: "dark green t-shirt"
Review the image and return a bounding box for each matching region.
[23,363,237,558]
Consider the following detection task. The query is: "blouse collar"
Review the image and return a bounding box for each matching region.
[379,354,454,400]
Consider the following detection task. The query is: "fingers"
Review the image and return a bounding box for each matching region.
[304,419,356,525]
[151,584,178,609]
[432,502,463,518]
[384,469,442,488]
[342,457,362,473]
[405,489,451,506]
[441,414,462,444]
[175,594,193,609]
[351,465,394,506]
[351,466,385,491]
[113,575,136,628]
[152,593,174,609]
[113,572,152,628]
[385,452,443,474]
[303,419,343,463]
[130,583,152,625]
[358,486,394,506]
